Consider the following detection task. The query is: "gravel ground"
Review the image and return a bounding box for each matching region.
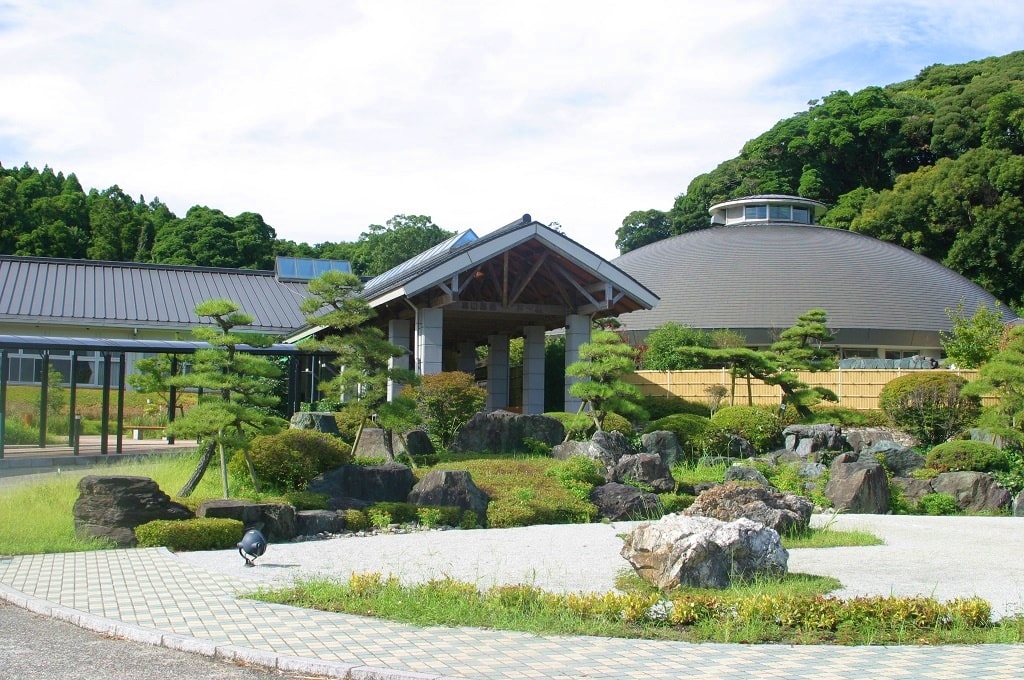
[175,514,1024,620]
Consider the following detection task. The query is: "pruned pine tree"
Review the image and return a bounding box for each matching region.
[565,328,646,433]
[300,272,420,462]
[166,300,285,498]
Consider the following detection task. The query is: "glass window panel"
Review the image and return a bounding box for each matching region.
[769,205,790,220]
[792,207,810,223]
[744,205,767,220]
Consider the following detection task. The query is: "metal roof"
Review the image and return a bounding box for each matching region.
[0,334,319,355]
[361,215,658,311]
[612,223,1018,344]
[0,256,312,334]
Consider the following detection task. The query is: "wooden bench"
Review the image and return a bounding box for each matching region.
[124,425,166,440]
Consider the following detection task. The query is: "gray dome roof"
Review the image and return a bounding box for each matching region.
[611,223,1016,347]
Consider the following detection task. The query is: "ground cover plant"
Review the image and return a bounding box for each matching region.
[249,571,1022,645]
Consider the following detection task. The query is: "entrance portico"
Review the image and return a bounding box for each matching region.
[361,215,658,413]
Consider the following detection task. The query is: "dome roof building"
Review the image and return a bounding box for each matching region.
[612,195,1017,360]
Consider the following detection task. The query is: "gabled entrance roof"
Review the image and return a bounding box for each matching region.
[362,215,659,343]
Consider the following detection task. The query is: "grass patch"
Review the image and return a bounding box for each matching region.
[0,450,237,555]
[783,527,884,549]
[248,571,1022,644]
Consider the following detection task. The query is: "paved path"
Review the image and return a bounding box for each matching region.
[2,515,1024,679]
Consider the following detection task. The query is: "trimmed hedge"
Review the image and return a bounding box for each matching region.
[640,395,711,420]
[878,373,980,446]
[231,429,351,491]
[135,518,243,551]
[925,440,1009,473]
[643,414,713,459]
[709,405,782,452]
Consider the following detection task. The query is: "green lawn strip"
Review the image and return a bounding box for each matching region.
[247,571,1021,644]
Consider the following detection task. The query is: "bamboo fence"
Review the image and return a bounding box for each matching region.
[623,368,985,411]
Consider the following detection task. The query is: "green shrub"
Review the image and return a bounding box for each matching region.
[135,518,243,550]
[640,395,711,420]
[0,418,41,445]
[460,510,480,529]
[925,440,1009,473]
[343,509,370,531]
[709,405,782,452]
[333,405,371,444]
[232,429,351,491]
[547,455,605,487]
[401,371,486,449]
[643,414,713,459]
[415,505,463,527]
[542,411,632,439]
[918,493,960,516]
[369,501,418,524]
[544,411,591,440]
[878,373,980,446]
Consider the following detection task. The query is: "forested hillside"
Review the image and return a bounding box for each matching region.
[0,162,452,278]
[617,50,1024,310]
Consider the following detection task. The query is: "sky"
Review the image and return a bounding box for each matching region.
[2,1,1024,261]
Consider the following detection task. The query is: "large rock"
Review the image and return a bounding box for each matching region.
[404,429,436,456]
[451,410,564,454]
[1014,489,1024,517]
[890,476,935,507]
[296,509,345,536]
[589,482,662,521]
[824,453,890,514]
[684,481,813,535]
[352,428,408,458]
[609,453,675,493]
[551,430,635,469]
[782,424,845,459]
[407,470,490,518]
[197,499,297,541]
[307,463,414,503]
[641,431,684,468]
[930,471,1012,513]
[844,428,916,452]
[621,514,788,589]
[72,475,193,547]
[860,441,925,477]
[723,465,774,489]
[289,411,340,437]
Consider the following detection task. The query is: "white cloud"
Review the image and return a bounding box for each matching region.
[2,0,1024,259]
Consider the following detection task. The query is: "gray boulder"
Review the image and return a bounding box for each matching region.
[197,499,297,541]
[621,514,788,590]
[890,476,935,507]
[451,410,564,454]
[296,510,345,535]
[684,481,813,535]
[860,441,925,477]
[609,453,676,493]
[72,475,193,547]
[824,453,890,514]
[407,470,490,518]
[723,465,774,489]
[589,482,661,521]
[404,429,436,456]
[782,424,845,459]
[552,430,635,469]
[352,428,406,458]
[641,431,684,468]
[289,411,340,437]
[845,428,916,453]
[930,471,1012,513]
[308,463,415,503]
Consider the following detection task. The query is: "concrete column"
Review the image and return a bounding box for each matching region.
[564,314,591,413]
[457,341,477,376]
[416,307,444,376]
[522,325,546,414]
[387,318,411,400]
[486,333,510,411]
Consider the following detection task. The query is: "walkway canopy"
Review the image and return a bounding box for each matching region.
[0,334,332,458]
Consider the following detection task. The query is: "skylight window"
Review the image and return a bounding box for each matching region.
[275,257,352,282]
